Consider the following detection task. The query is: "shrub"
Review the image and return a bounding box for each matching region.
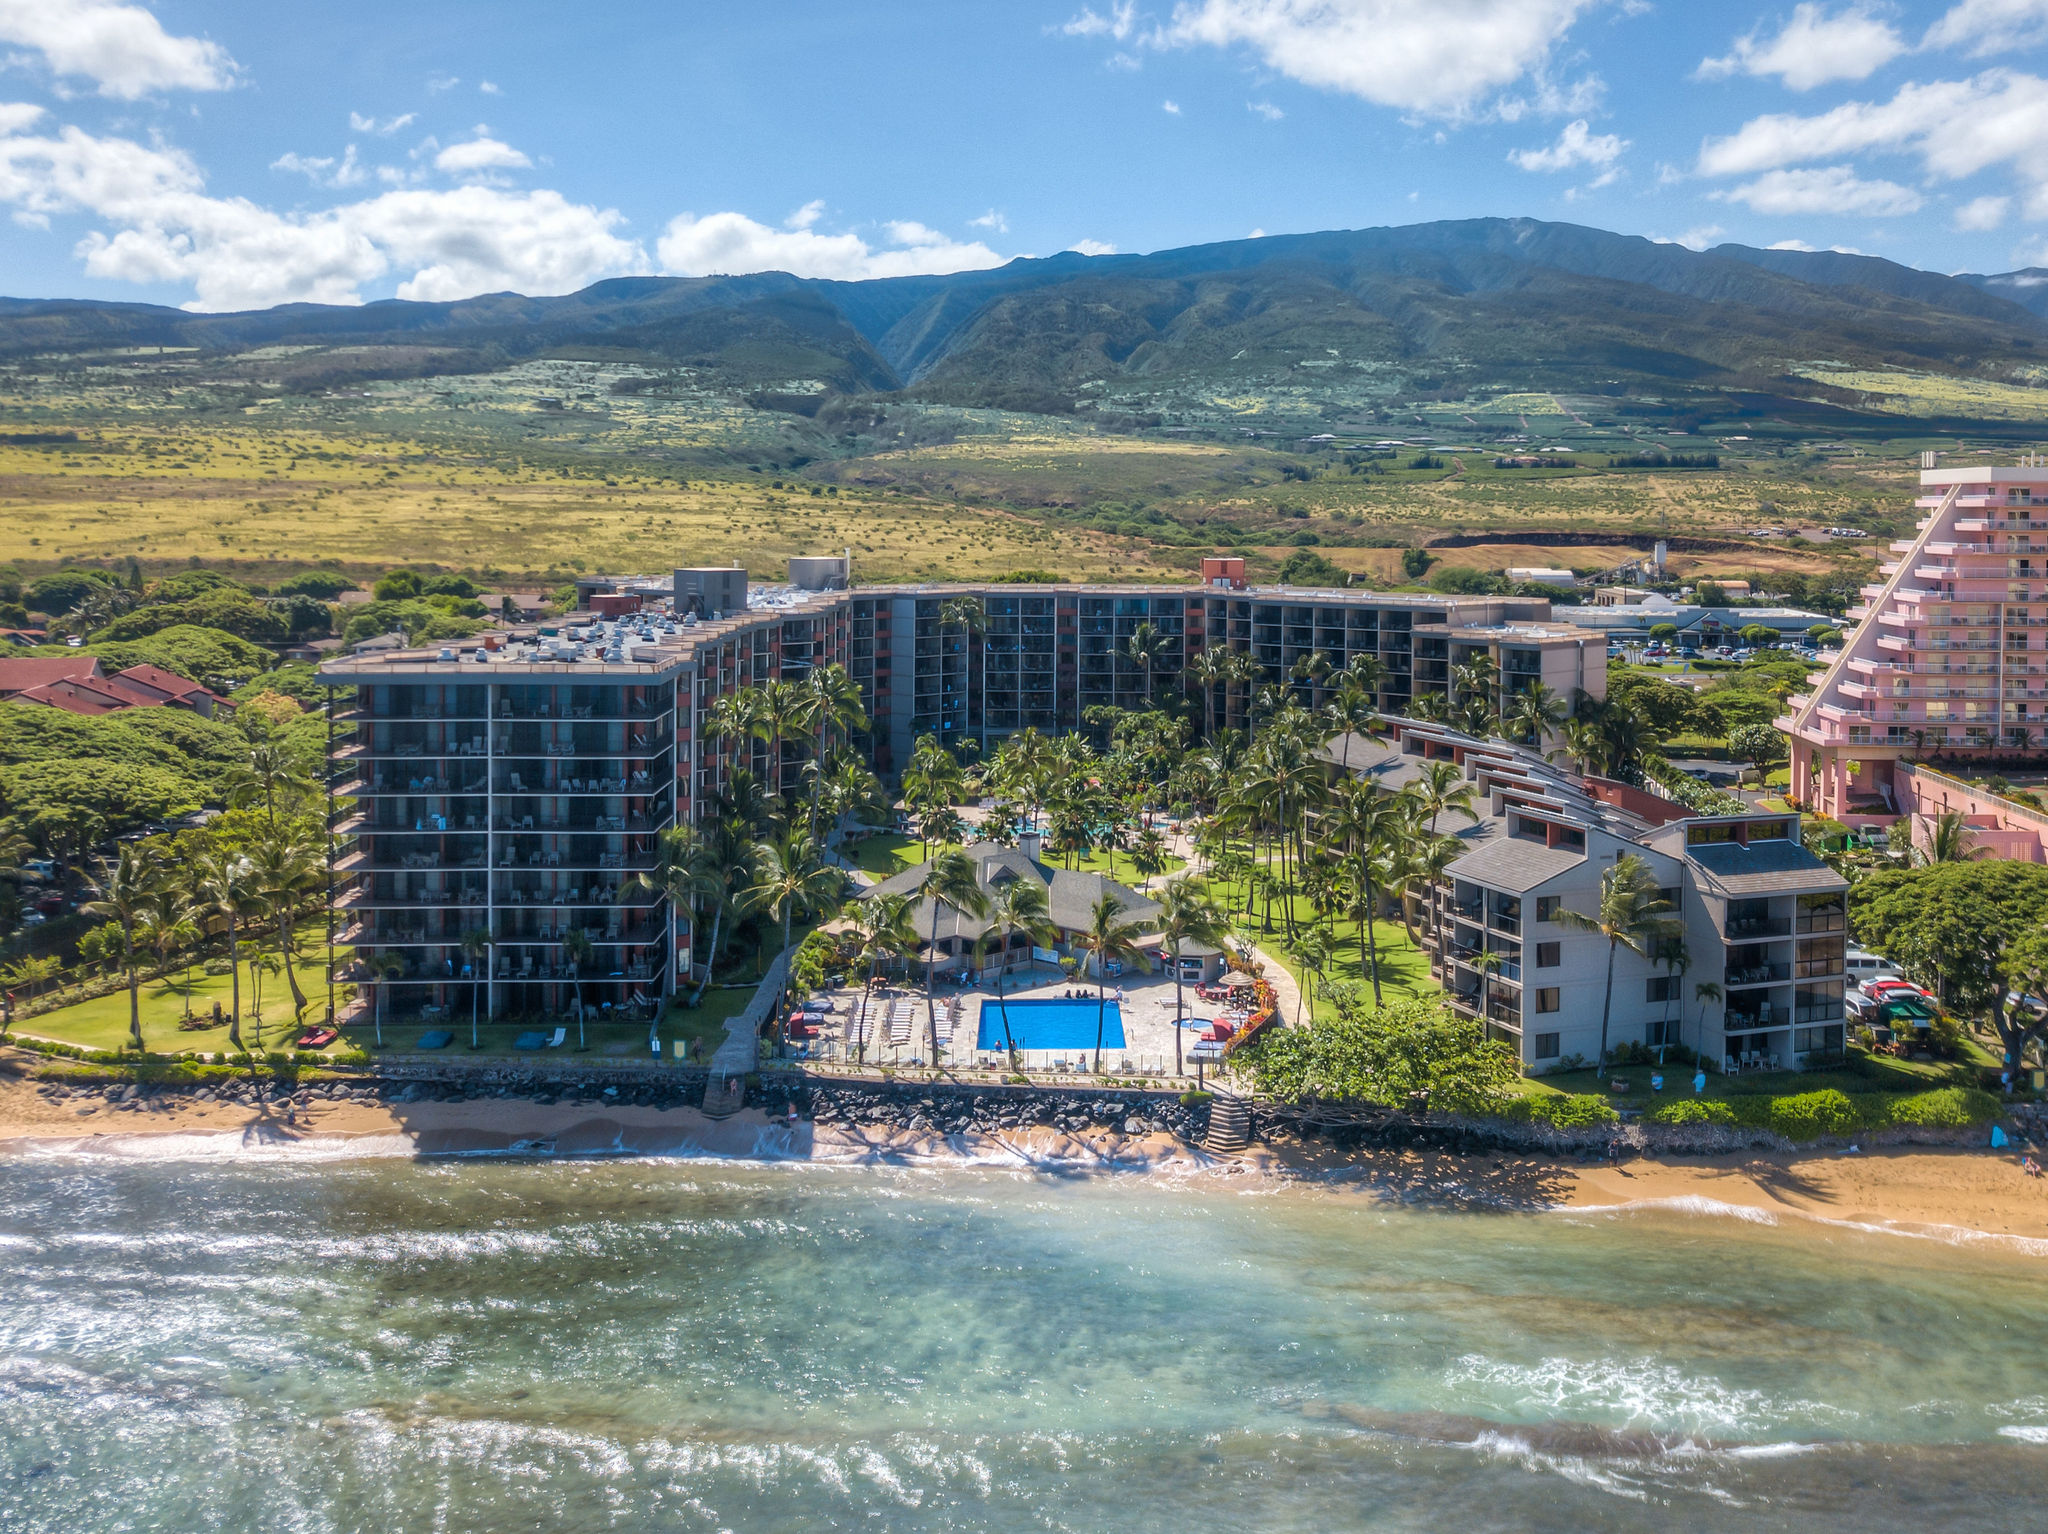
[1506,1092,1618,1129]
[1767,1089,1858,1140]
[1881,1086,2000,1127]
[1649,1098,1735,1126]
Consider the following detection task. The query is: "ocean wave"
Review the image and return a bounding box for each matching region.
[1557,1194,1780,1225]
[1997,1425,2048,1444]
[1443,1353,1853,1437]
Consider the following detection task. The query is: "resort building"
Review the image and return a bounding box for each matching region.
[317,562,1607,1027]
[1785,463,2048,826]
[856,835,1163,979]
[1327,719,1849,1074]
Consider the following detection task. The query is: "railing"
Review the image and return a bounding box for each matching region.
[1726,918,1791,939]
[1725,963,1790,987]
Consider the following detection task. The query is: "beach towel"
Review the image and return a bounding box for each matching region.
[417,1030,453,1050]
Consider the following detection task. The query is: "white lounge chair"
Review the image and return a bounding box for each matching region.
[546,1027,567,1048]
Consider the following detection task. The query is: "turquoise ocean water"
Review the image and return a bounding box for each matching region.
[4,1152,2047,1531]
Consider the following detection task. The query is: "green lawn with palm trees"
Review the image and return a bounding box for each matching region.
[20,948,336,1055]
[845,832,1183,882]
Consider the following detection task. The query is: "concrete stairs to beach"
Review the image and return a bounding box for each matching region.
[700,1074,746,1119]
[1204,1091,1251,1155]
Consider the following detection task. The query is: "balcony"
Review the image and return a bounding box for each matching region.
[1725,916,1790,940]
[1725,963,1790,988]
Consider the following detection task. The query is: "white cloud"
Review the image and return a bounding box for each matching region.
[1068,238,1117,255]
[434,131,530,177]
[1149,0,1598,120]
[1247,99,1284,119]
[1163,98,1181,113]
[656,210,1006,280]
[1696,69,2048,216]
[0,0,235,98]
[272,144,366,189]
[1718,164,1924,215]
[1698,4,1904,91]
[968,208,1009,232]
[1767,238,1817,250]
[0,107,646,309]
[349,112,415,135]
[1508,117,1625,171]
[427,74,459,92]
[1249,226,1267,236]
[479,79,501,95]
[785,198,826,230]
[1956,192,2012,228]
[1062,2,1138,38]
[1925,0,2048,55]
[1654,224,1725,250]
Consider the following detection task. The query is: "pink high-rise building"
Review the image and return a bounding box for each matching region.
[1784,464,2048,826]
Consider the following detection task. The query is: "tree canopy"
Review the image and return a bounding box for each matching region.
[1854,861,2048,1065]
[1235,991,1519,1117]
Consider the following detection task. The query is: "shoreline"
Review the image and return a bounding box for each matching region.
[5,1074,2046,1253]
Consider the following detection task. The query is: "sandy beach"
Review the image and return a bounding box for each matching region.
[4,1069,2044,1249]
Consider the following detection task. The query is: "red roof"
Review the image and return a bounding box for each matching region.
[0,656,104,699]
[10,675,141,715]
[110,662,209,701]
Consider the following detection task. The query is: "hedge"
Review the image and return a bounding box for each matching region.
[1651,1086,2001,1138]
[1505,1092,1620,1129]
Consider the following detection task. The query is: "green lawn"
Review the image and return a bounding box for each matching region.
[1516,1040,1993,1108]
[22,947,336,1055]
[1201,863,1439,1020]
[846,832,1185,883]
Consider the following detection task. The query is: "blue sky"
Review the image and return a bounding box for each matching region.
[4,1,2048,310]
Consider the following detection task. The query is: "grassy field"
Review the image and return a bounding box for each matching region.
[21,947,758,1062]
[1200,861,1438,1021]
[0,353,1915,588]
[20,949,336,1055]
[0,423,1191,584]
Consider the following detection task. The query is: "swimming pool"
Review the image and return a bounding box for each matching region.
[976,997,1125,1052]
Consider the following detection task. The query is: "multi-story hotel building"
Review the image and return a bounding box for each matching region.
[1330,719,1850,1072]
[319,564,1604,1027]
[1785,464,2048,826]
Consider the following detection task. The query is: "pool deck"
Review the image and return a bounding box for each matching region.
[798,966,1261,1078]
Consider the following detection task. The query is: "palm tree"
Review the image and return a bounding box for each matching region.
[1652,934,1689,1061]
[1504,681,1568,749]
[366,950,405,1050]
[1916,809,1982,865]
[740,832,843,1047]
[1126,619,1170,709]
[1075,891,1152,1073]
[223,740,318,832]
[912,849,988,1066]
[561,928,595,1050]
[748,680,811,816]
[1155,876,1229,1075]
[850,891,918,1063]
[1552,853,1682,1070]
[631,824,722,1004]
[246,824,322,1022]
[1406,759,1480,838]
[939,596,988,750]
[82,843,160,1052]
[460,928,493,1048]
[1328,782,1404,1005]
[1691,981,1723,1064]
[192,850,256,1055]
[984,876,1057,1067]
[141,882,197,1024]
[1187,646,1233,743]
[1320,673,1379,775]
[801,663,868,838]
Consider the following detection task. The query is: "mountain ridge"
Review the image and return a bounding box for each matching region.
[4,217,2041,410]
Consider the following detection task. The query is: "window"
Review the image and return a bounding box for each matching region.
[1534,1032,1561,1059]
[1658,886,1682,910]
[1645,1019,1680,1047]
[1536,942,1560,968]
[1535,987,1561,1014]
[1534,896,1561,922]
[1646,976,1679,1004]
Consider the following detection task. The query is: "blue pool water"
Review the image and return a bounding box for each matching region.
[977,997,1125,1051]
